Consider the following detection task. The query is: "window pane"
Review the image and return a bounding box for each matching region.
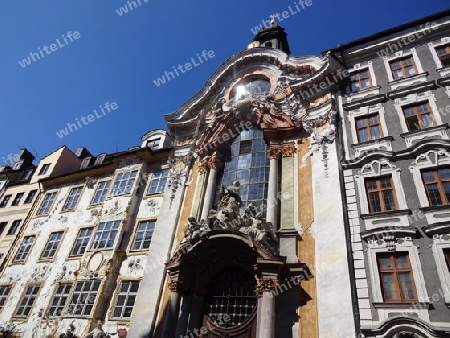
[379,256,392,269]
[422,171,435,182]
[426,184,442,205]
[381,274,396,300]
[398,273,415,300]
[358,129,369,142]
[370,126,381,139]
[368,192,381,212]
[383,190,396,211]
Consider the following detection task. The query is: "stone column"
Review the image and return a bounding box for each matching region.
[187,289,205,333]
[162,280,185,338]
[266,147,280,228]
[279,143,299,264]
[200,156,222,221]
[255,279,278,338]
[175,294,192,337]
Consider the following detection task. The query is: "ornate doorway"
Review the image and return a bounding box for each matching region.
[201,268,257,338]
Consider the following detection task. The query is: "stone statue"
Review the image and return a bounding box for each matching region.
[59,322,77,338]
[182,217,210,244]
[85,321,108,338]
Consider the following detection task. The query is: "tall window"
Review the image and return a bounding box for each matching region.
[37,192,57,215]
[40,231,64,260]
[7,219,21,235]
[148,169,169,194]
[422,168,450,206]
[20,169,33,181]
[13,235,35,262]
[91,181,110,205]
[403,102,435,131]
[66,280,100,317]
[219,127,270,213]
[38,164,50,175]
[90,221,120,250]
[356,114,382,142]
[70,228,93,256]
[366,177,397,213]
[112,280,140,319]
[131,221,155,251]
[0,222,7,236]
[62,187,83,211]
[377,253,417,302]
[436,45,450,67]
[111,171,138,196]
[350,69,372,92]
[0,195,11,208]
[11,193,24,206]
[47,283,72,318]
[389,56,417,80]
[444,248,450,272]
[24,190,37,204]
[14,284,41,318]
[0,285,12,311]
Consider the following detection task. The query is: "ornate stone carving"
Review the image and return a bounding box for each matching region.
[267,147,281,160]
[146,198,160,213]
[254,279,279,297]
[59,322,78,338]
[182,181,278,254]
[167,279,187,293]
[127,258,144,273]
[85,321,108,338]
[85,177,97,189]
[198,161,209,173]
[281,144,295,157]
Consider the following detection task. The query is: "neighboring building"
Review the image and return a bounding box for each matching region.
[329,10,450,338]
[0,132,172,337]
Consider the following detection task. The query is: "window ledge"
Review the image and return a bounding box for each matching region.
[422,221,450,236]
[346,85,381,102]
[419,204,450,213]
[437,66,450,79]
[372,302,429,309]
[400,124,449,148]
[388,72,428,91]
[360,209,411,220]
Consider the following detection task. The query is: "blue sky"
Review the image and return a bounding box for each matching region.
[0,0,448,164]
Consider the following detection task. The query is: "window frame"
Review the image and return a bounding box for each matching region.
[62,186,84,211]
[435,44,450,68]
[355,113,383,143]
[350,68,372,92]
[65,280,101,318]
[24,189,37,204]
[110,170,138,196]
[402,102,435,131]
[0,284,12,312]
[36,191,58,216]
[110,279,140,320]
[147,169,170,195]
[130,220,156,252]
[11,192,24,206]
[365,176,398,213]
[0,222,8,236]
[69,227,94,257]
[376,252,418,302]
[90,180,111,206]
[38,164,50,175]
[13,283,41,318]
[0,194,11,208]
[90,221,121,251]
[7,219,21,236]
[421,167,450,206]
[12,235,36,263]
[389,56,418,80]
[39,231,65,260]
[46,282,73,318]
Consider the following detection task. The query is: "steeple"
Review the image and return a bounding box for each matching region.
[248,15,291,54]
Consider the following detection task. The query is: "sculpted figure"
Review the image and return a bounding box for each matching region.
[85,322,107,338]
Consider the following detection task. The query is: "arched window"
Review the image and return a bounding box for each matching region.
[219,127,270,215]
[203,268,257,328]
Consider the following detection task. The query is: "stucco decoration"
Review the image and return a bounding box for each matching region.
[182,181,278,254]
[30,265,51,282]
[30,219,46,232]
[85,321,109,338]
[127,257,144,274]
[85,177,96,189]
[58,321,78,338]
[146,198,160,213]
[78,252,111,279]
[167,155,193,206]
[103,200,121,216]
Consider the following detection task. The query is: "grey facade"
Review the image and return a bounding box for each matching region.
[330,9,450,338]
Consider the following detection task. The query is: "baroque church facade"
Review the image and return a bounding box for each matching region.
[0,9,449,338]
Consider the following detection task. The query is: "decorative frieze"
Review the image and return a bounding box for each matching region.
[254,279,279,297]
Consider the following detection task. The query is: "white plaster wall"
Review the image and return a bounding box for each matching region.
[311,141,356,338]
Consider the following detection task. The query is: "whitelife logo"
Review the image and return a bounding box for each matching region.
[18,31,81,68]
[56,102,119,139]
[153,50,215,87]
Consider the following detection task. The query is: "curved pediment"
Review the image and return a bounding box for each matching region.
[164,47,344,140]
